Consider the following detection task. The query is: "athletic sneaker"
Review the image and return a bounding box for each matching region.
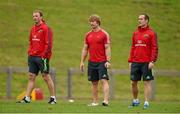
[87,102,99,106]
[48,97,56,104]
[17,97,30,103]
[143,102,149,109]
[128,100,140,108]
[102,101,109,106]
[131,100,140,106]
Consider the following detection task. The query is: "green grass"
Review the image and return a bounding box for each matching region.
[0,100,180,113]
[0,0,180,113]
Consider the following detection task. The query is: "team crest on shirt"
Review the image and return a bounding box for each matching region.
[143,34,149,38]
[38,29,43,33]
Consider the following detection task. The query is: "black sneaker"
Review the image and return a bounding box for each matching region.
[16,97,30,103]
[102,101,108,106]
[48,97,56,104]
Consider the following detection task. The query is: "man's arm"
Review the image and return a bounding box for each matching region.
[80,43,88,72]
[128,33,135,69]
[105,43,111,62]
[28,29,33,52]
[105,43,111,68]
[42,26,53,59]
[151,32,158,62]
[128,33,135,63]
[149,32,158,69]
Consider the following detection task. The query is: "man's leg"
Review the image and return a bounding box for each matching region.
[26,73,36,97]
[101,79,109,104]
[42,73,55,96]
[129,63,141,107]
[42,73,56,104]
[142,63,154,108]
[144,80,151,108]
[144,80,151,102]
[91,81,99,103]
[17,73,36,103]
[129,80,140,106]
[131,81,138,99]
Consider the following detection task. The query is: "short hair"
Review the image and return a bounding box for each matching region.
[141,13,149,22]
[89,14,101,25]
[33,10,43,17]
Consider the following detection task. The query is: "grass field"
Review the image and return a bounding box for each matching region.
[0,99,180,113]
[0,0,180,113]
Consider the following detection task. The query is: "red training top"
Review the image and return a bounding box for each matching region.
[128,26,158,63]
[28,22,53,59]
[85,29,110,62]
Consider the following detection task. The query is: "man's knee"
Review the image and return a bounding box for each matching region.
[144,81,151,86]
[42,73,51,81]
[28,73,36,81]
[131,81,138,86]
[101,79,108,85]
[92,81,99,87]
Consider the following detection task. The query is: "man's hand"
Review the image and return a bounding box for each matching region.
[148,62,154,69]
[80,62,85,72]
[105,61,111,69]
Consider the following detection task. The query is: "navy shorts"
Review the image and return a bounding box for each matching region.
[130,62,154,81]
[88,61,109,81]
[28,56,49,75]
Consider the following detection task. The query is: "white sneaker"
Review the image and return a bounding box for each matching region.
[87,102,99,106]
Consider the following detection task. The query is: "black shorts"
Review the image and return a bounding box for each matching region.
[88,61,109,81]
[28,56,50,75]
[130,62,154,81]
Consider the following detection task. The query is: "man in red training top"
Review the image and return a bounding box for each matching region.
[128,14,158,109]
[18,10,56,104]
[80,14,111,106]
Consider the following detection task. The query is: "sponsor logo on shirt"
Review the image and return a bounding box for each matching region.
[135,40,146,47]
[32,35,40,41]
